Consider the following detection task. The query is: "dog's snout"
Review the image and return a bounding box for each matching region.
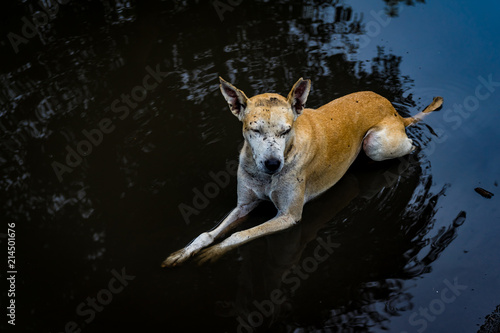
[264,159,281,173]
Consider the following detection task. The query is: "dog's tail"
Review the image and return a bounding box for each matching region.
[403,96,443,127]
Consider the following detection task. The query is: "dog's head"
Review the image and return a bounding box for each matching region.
[219,77,311,174]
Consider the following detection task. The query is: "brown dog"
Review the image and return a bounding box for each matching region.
[162,77,442,267]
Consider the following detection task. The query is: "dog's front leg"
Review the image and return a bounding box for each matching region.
[196,183,305,265]
[196,212,300,265]
[161,201,259,267]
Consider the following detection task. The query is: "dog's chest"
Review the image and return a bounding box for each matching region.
[239,169,276,201]
[250,177,273,201]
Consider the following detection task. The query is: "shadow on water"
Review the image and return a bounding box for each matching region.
[215,154,462,332]
[0,0,473,332]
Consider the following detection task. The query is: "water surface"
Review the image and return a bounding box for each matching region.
[0,0,499,332]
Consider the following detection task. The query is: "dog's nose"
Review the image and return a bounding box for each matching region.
[264,159,281,173]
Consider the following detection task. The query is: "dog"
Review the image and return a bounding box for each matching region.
[162,77,443,267]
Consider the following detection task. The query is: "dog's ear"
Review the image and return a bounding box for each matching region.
[219,77,249,121]
[287,78,311,119]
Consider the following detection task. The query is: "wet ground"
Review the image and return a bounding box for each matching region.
[1,0,499,332]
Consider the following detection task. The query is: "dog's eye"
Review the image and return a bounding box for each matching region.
[280,128,291,136]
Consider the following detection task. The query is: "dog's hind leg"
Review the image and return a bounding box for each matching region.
[364,96,443,161]
[363,121,414,161]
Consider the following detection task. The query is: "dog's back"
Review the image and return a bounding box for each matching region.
[293,91,406,199]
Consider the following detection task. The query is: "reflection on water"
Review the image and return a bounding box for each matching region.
[0,0,420,234]
[0,0,485,332]
[219,155,458,332]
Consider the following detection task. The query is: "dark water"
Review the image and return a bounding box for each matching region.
[1,0,499,332]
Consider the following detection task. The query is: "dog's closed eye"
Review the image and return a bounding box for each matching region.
[280,128,291,136]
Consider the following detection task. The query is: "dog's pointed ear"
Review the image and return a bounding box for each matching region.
[287,78,311,119]
[219,77,249,121]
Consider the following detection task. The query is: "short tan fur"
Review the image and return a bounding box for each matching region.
[162,77,442,267]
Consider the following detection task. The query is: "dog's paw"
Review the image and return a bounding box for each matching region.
[161,248,191,268]
[195,245,227,265]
